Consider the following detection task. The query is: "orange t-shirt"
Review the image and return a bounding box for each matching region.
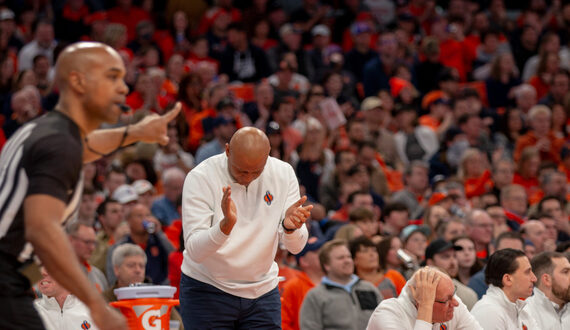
[527,75,550,101]
[419,115,440,132]
[281,272,316,330]
[464,170,494,199]
[384,269,406,295]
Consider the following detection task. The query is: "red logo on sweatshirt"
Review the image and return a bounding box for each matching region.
[440,324,447,330]
[81,321,91,329]
[264,191,273,205]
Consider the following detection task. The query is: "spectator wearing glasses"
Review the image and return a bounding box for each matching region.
[471,248,539,329]
[465,209,494,260]
[424,238,479,310]
[66,220,109,293]
[367,267,482,330]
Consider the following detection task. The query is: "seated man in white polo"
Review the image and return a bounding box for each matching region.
[470,248,539,329]
[526,251,570,329]
[367,267,482,329]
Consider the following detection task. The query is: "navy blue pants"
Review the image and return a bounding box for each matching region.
[179,274,281,330]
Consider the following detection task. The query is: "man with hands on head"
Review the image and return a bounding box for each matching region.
[367,267,482,330]
[180,127,312,329]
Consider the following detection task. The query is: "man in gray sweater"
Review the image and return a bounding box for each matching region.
[300,239,383,330]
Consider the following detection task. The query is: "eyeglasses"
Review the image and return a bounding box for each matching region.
[71,236,97,247]
[434,286,457,305]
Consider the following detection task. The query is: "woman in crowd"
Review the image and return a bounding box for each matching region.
[377,236,407,294]
[528,51,560,100]
[494,106,526,156]
[290,117,334,202]
[402,225,428,265]
[452,236,483,285]
[423,204,451,241]
[350,236,398,299]
[485,52,521,108]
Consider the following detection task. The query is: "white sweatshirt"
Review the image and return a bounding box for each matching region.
[470,285,539,330]
[525,287,570,330]
[34,294,98,330]
[367,281,482,330]
[181,153,308,299]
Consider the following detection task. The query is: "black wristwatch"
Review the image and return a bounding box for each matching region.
[282,221,296,233]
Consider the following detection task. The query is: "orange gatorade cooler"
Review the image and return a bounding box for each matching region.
[110,285,179,330]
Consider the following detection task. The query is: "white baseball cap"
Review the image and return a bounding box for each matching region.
[132,179,154,195]
[112,184,138,204]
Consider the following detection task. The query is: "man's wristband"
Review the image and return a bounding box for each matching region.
[282,221,296,233]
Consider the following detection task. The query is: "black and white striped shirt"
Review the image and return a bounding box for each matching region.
[0,111,83,277]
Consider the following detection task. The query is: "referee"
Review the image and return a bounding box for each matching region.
[0,42,180,329]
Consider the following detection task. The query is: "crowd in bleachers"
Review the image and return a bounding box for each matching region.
[1,0,570,329]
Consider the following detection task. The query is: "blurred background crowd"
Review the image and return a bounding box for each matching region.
[1,0,569,328]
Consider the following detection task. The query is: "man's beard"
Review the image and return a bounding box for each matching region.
[552,281,570,304]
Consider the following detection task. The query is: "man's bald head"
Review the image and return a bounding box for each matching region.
[55,42,123,92]
[522,220,547,251]
[228,127,270,154]
[408,267,458,323]
[54,42,128,128]
[226,127,270,186]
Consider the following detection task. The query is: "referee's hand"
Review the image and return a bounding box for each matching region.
[131,102,182,145]
[91,302,127,330]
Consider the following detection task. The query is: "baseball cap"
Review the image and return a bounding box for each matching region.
[216,97,235,110]
[0,9,15,21]
[360,96,383,111]
[422,90,450,109]
[425,238,461,260]
[295,236,326,262]
[400,225,430,243]
[312,24,330,37]
[431,174,447,187]
[350,22,373,35]
[132,179,154,195]
[389,77,417,98]
[112,184,139,204]
[428,191,451,206]
[266,121,281,135]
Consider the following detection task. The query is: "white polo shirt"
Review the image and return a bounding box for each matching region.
[181,153,308,299]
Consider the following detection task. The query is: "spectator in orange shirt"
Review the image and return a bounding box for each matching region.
[107,0,150,42]
[186,83,228,152]
[458,148,493,199]
[500,184,528,231]
[419,90,453,139]
[377,236,408,292]
[528,51,559,98]
[514,105,565,164]
[539,69,570,107]
[528,170,568,206]
[281,237,325,330]
[350,236,398,299]
[513,146,541,197]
